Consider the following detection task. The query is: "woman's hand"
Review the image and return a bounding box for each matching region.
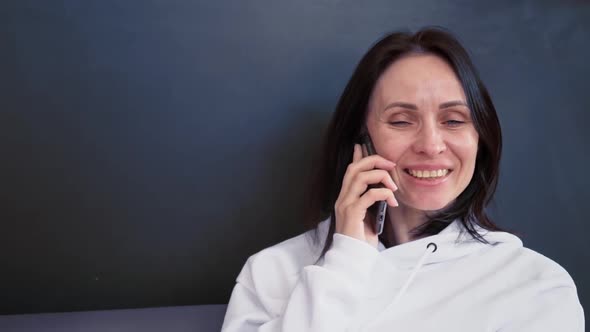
[334,144,398,247]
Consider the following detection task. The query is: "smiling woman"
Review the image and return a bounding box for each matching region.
[221,27,585,331]
[366,54,481,244]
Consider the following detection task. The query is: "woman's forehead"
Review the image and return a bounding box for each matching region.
[371,54,466,109]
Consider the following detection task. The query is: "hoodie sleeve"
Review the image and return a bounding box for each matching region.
[221,234,380,332]
[498,285,585,331]
[497,257,585,332]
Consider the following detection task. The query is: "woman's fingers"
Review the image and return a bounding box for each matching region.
[341,169,398,205]
[334,143,400,246]
[341,144,396,194]
[352,143,362,162]
[356,187,398,208]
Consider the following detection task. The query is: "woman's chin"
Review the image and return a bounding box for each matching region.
[400,197,453,212]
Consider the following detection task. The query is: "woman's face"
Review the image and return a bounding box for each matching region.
[366,54,479,211]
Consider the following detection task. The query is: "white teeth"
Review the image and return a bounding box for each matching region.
[408,169,449,179]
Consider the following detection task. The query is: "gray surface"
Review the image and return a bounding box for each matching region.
[1,0,588,315]
[0,305,226,332]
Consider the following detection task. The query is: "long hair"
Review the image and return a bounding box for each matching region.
[304,27,514,260]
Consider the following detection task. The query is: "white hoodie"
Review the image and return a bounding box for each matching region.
[221,219,585,331]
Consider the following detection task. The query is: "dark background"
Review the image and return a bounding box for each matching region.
[1,0,588,315]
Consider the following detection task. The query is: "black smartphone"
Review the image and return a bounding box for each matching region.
[359,131,387,236]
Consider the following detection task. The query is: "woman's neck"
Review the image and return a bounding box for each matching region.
[381,204,429,247]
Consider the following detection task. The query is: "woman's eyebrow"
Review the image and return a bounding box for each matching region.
[383,100,468,112]
[383,102,418,111]
[439,100,468,109]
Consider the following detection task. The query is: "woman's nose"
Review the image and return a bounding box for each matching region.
[412,124,447,156]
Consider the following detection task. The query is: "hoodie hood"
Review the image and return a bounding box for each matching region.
[375,219,523,269]
[366,219,523,329]
[313,217,523,269]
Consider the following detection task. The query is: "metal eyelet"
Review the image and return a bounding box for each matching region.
[427,242,437,253]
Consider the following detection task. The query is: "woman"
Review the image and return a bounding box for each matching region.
[221,27,585,331]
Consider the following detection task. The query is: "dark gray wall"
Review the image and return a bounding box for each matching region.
[1,0,588,315]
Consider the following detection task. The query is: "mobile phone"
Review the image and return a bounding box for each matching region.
[359,132,387,236]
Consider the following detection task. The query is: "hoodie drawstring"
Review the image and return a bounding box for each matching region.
[395,242,437,304]
[364,242,438,331]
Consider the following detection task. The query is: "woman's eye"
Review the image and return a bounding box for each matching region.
[444,120,465,127]
[389,121,411,127]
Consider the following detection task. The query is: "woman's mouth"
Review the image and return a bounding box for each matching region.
[404,168,452,180]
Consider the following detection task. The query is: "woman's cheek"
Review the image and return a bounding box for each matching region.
[462,139,479,165]
[379,132,409,157]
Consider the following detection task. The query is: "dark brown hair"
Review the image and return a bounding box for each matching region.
[304,27,514,259]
